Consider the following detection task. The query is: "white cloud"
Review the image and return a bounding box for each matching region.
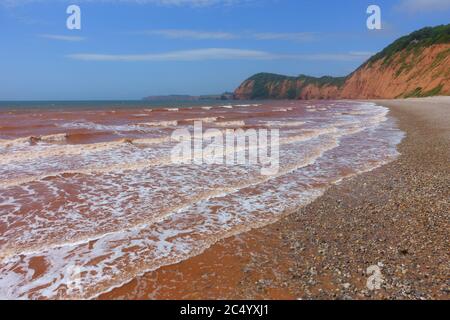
[142,29,237,40]
[68,48,272,61]
[253,32,318,42]
[67,48,372,62]
[2,0,245,7]
[293,52,374,61]
[348,51,375,56]
[39,34,86,41]
[139,29,318,42]
[397,0,450,12]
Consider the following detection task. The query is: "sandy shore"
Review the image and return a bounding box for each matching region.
[100,97,449,300]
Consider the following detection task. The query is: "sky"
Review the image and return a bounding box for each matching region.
[0,0,449,100]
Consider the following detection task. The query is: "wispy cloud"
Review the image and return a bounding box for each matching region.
[68,48,272,61]
[139,29,318,42]
[295,52,374,61]
[141,29,237,40]
[39,34,86,41]
[348,51,375,57]
[2,0,247,7]
[252,32,318,42]
[67,48,373,62]
[397,0,450,13]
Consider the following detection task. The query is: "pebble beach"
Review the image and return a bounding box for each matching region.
[100,97,449,300]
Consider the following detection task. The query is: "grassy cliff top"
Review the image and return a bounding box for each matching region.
[244,25,449,88]
[246,73,347,87]
[237,24,449,99]
[241,73,346,99]
[365,24,450,67]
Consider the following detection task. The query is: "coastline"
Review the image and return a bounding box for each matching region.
[100,97,449,300]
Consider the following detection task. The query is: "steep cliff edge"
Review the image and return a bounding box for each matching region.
[234,25,450,100]
[234,73,345,100]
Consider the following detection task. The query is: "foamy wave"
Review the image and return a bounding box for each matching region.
[40,133,68,143]
[58,122,155,132]
[0,101,405,299]
[0,135,338,261]
[261,121,306,128]
[0,134,174,168]
[2,129,384,300]
[0,133,68,148]
[0,137,34,148]
[182,117,218,123]
[276,107,294,112]
[214,120,246,127]
[0,127,333,189]
[138,120,178,127]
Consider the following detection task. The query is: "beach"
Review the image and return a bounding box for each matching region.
[0,97,447,299]
[100,97,449,300]
[2,0,448,303]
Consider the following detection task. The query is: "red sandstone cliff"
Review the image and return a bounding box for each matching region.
[340,44,449,99]
[234,25,450,100]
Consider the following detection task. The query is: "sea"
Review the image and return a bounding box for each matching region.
[0,99,404,299]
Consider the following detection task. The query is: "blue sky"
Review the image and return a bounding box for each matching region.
[0,0,449,100]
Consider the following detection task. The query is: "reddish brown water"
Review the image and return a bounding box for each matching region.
[0,100,404,299]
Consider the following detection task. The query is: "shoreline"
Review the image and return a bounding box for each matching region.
[100,97,449,300]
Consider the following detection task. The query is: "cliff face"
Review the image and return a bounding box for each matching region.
[340,44,450,99]
[234,25,450,100]
[234,74,345,100]
[234,78,342,100]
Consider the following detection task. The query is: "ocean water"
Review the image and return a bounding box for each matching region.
[0,99,251,111]
[0,100,404,299]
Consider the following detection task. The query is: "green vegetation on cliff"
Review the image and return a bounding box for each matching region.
[235,24,450,100]
[403,84,444,98]
[365,24,450,67]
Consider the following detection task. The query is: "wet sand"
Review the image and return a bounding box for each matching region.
[100,97,449,300]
